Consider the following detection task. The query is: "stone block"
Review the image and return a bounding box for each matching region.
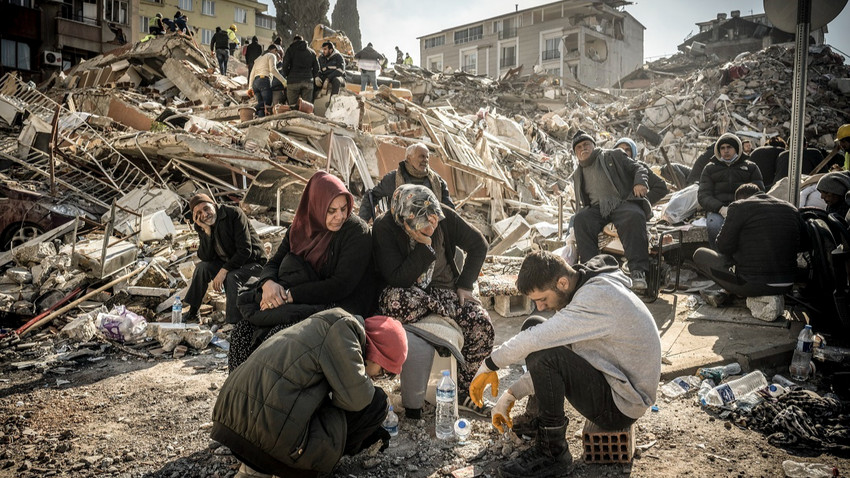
[746,295,785,322]
[493,294,533,318]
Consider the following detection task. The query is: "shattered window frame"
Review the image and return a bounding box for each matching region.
[234,7,247,24]
[201,0,214,16]
[104,0,129,25]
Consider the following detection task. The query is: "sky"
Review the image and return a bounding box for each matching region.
[260,0,850,65]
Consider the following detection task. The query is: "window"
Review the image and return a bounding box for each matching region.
[201,28,213,45]
[201,0,214,15]
[140,15,149,33]
[495,16,519,40]
[104,0,128,24]
[424,35,445,49]
[454,25,483,44]
[542,37,560,61]
[9,0,33,7]
[234,7,247,24]
[177,0,192,11]
[545,68,561,77]
[460,48,477,74]
[426,54,443,71]
[500,44,516,68]
[256,15,275,30]
[1,40,31,70]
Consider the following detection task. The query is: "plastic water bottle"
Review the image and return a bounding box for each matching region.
[660,375,702,398]
[789,325,814,381]
[454,418,471,444]
[697,362,742,383]
[382,405,398,437]
[171,295,183,324]
[772,374,796,388]
[735,391,764,413]
[435,370,456,440]
[701,371,768,407]
[696,379,715,406]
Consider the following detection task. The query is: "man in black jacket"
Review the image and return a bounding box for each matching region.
[571,130,651,292]
[244,36,263,78]
[210,27,230,75]
[183,194,265,323]
[693,183,801,298]
[697,133,764,248]
[316,41,346,96]
[359,142,454,222]
[281,34,319,109]
[748,136,786,188]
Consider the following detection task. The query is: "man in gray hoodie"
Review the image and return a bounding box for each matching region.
[470,251,661,478]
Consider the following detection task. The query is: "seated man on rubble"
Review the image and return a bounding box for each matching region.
[748,136,786,188]
[183,194,265,324]
[359,142,455,222]
[613,137,669,205]
[693,183,802,299]
[211,309,408,478]
[697,133,764,248]
[816,171,850,218]
[571,130,651,292]
[469,251,660,478]
[316,41,346,97]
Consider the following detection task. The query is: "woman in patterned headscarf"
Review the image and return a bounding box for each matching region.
[372,184,494,416]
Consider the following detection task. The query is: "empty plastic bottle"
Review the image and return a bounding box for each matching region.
[781,460,834,478]
[454,418,471,444]
[382,405,398,437]
[660,375,702,398]
[735,391,764,413]
[171,295,183,324]
[435,370,456,440]
[790,325,814,381]
[696,362,741,383]
[772,374,796,388]
[701,371,768,407]
[696,379,715,406]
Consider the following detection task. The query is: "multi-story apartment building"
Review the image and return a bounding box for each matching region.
[137,0,276,51]
[1,0,140,80]
[417,0,644,88]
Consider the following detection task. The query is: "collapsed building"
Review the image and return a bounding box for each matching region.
[0,28,848,359]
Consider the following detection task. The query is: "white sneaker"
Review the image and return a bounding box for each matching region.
[631,270,648,291]
[236,463,273,478]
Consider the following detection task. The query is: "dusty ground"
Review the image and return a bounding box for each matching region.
[0,293,848,478]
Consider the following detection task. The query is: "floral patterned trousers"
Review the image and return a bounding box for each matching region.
[379,286,494,391]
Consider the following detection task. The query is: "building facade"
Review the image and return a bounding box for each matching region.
[1,0,140,81]
[137,0,276,53]
[417,0,644,88]
[679,10,827,60]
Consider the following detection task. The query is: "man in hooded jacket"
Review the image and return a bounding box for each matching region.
[281,35,320,109]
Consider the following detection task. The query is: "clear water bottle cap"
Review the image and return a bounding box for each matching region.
[442,370,450,376]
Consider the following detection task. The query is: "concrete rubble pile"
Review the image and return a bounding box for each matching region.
[1,30,848,360]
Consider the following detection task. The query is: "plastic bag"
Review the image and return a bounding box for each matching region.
[661,183,700,224]
[561,228,578,265]
[97,305,147,343]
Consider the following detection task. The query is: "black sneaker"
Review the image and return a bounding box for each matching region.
[631,270,647,292]
[458,393,491,417]
[404,407,422,420]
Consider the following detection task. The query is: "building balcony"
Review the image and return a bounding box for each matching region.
[454,34,483,45]
[498,27,517,40]
[541,49,560,61]
[57,16,102,53]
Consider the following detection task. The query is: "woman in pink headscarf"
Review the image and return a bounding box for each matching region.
[229,171,375,370]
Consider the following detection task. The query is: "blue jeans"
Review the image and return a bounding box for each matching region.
[360,70,377,91]
[252,76,273,117]
[706,212,725,249]
[215,48,228,75]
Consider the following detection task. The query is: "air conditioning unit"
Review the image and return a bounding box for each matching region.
[43,51,62,67]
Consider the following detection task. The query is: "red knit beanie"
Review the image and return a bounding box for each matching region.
[364,316,408,375]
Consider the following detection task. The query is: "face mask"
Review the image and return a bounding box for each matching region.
[719,154,738,165]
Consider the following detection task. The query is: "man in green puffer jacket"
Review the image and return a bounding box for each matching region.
[211,309,408,477]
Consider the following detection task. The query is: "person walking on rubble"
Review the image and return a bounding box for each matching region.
[613,137,669,206]
[403,53,413,66]
[469,250,660,478]
[281,34,320,110]
[698,133,764,248]
[316,41,346,97]
[395,46,403,64]
[358,142,454,222]
[182,194,265,325]
[693,183,802,300]
[211,27,230,75]
[247,45,287,118]
[355,43,384,92]
[226,24,240,57]
[244,36,262,79]
[211,309,408,478]
[570,130,652,292]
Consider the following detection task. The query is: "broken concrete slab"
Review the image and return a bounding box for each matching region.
[161,58,224,107]
[73,238,139,279]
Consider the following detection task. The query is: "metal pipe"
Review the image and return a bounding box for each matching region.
[787,0,811,207]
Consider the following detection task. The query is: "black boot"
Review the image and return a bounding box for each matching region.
[498,424,572,478]
[511,395,539,439]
